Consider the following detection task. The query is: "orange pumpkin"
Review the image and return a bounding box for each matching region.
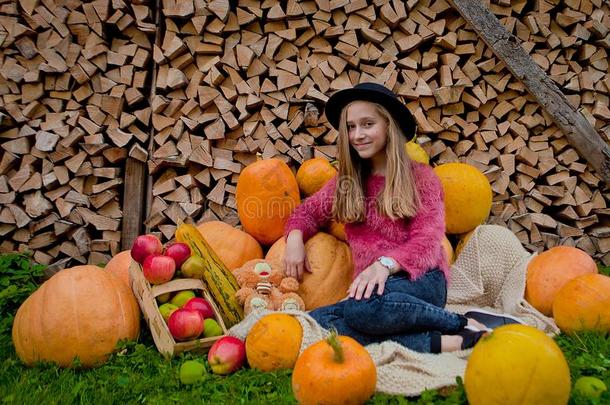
[525,246,598,316]
[266,232,353,310]
[105,250,132,288]
[236,158,300,246]
[292,332,376,405]
[196,220,263,270]
[296,157,337,196]
[12,265,140,368]
[246,313,303,371]
[442,235,455,265]
[327,220,347,242]
[455,229,475,258]
[553,274,610,334]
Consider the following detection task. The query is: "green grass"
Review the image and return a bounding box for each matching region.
[0,323,463,405]
[1,253,608,404]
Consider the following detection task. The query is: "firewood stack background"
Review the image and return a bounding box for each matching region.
[0,0,155,267]
[0,0,609,270]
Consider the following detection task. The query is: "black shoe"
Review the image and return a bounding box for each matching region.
[457,326,488,350]
[464,309,523,330]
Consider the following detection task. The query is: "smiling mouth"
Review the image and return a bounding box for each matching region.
[354,143,371,149]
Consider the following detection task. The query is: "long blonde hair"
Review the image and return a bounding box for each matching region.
[332,101,420,222]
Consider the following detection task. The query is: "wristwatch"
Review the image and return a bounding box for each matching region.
[377,256,397,273]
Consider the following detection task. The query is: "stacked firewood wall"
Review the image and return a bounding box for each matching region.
[1,0,609,267]
[148,0,610,262]
[0,0,155,267]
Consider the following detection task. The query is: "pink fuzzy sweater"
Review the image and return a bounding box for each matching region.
[284,162,449,281]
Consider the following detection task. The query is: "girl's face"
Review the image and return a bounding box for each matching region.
[346,101,389,161]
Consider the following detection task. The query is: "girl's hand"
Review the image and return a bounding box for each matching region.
[348,262,390,300]
[283,230,311,281]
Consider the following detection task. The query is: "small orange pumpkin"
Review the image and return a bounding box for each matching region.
[455,229,475,258]
[552,274,610,334]
[266,232,353,310]
[292,332,376,405]
[196,220,263,270]
[442,235,455,265]
[12,265,140,368]
[326,220,347,242]
[236,158,301,246]
[296,157,337,196]
[525,246,598,316]
[246,313,303,371]
[105,250,132,288]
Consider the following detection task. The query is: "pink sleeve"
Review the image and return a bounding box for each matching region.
[387,165,447,279]
[284,176,337,242]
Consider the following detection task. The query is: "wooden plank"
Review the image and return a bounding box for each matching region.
[121,158,146,250]
[450,0,610,184]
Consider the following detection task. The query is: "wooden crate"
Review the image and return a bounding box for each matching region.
[129,260,229,359]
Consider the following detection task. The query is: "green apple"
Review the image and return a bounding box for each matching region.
[179,360,206,384]
[156,292,172,304]
[203,318,223,338]
[573,376,607,399]
[181,256,206,279]
[158,303,179,322]
[170,290,196,307]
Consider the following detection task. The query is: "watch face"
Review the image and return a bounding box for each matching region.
[379,257,393,267]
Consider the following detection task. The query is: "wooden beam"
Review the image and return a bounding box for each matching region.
[449,0,610,185]
[121,158,146,250]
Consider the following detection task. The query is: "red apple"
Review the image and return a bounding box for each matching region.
[143,254,176,284]
[131,234,163,264]
[208,336,246,375]
[164,242,191,269]
[183,297,215,319]
[168,308,204,341]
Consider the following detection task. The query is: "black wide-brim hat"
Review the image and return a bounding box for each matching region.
[324,82,416,140]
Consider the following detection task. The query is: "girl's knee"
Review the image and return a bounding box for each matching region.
[343,297,380,331]
[309,306,330,323]
[310,302,345,328]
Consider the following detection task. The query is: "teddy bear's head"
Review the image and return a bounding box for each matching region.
[232,259,284,288]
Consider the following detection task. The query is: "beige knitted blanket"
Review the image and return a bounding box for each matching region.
[229,225,559,397]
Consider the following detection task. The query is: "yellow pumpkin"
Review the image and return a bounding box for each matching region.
[236,158,301,245]
[405,141,429,164]
[525,246,598,316]
[296,157,337,196]
[465,324,571,405]
[552,273,610,334]
[196,220,263,270]
[246,313,303,371]
[12,265,140,368]
[433,163,492,234]
[266,232,353,310]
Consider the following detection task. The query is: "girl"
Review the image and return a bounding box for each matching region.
[282,83,495,353]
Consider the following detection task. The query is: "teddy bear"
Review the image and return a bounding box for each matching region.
[232,259,305,315]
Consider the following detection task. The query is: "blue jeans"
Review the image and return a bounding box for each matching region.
[309,269,465,353]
